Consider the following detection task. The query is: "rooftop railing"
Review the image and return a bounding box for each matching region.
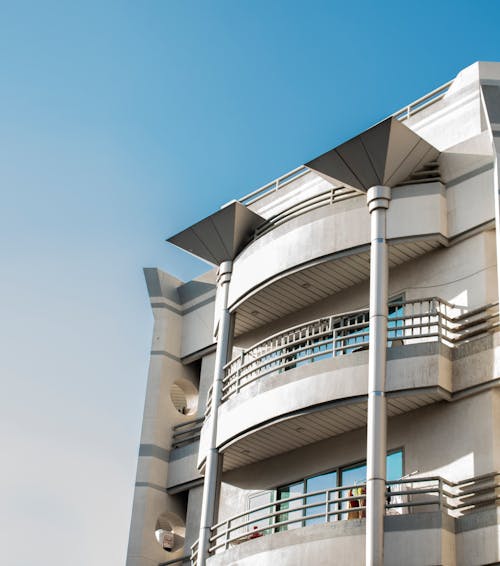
[235,81,452,208]
[238,165,310,207]
[393,80,453,122]
[188,471,498,563]
[204,298,499,416]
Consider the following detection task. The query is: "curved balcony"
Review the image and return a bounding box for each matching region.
[227,181,448,335]
[190,472,499,566]
[206,298,499,416]
[198,299,499,472]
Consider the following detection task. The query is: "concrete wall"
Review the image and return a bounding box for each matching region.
[127,269,214,566]
[455,507,500,566]
[228,183,451,312]
[197,344,452,458]
[127,303,193,566]
[233,230,497,351]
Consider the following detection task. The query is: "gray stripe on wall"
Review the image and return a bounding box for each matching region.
[446,162,494,187]
[151,350,182,363]
[183,296,216,315]
[178,280,216,304]
[135,481,166,493]
[139,443,170,462]
[150,302,183,315]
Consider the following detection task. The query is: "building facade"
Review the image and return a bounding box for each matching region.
[126,62,500,566]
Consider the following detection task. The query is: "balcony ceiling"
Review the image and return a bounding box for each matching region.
[221,388,445,472]
[233,238,443,336]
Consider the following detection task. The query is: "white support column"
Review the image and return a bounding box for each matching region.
[197,260,233,566]
[365,185,391,566]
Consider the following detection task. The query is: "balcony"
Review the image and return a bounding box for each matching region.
[190,472,499,566]
[198,299,498,471]
[207,298,499,415]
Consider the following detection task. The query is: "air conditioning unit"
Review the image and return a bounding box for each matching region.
[162,531,174,551]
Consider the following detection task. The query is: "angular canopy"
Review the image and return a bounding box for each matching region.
[306,117,439,191]
[167,202,265,265]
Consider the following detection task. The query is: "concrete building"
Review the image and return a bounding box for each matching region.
[126,62,500,566]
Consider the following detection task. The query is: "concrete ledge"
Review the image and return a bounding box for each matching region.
[455,505,500,533]
[207,343,450,455]
[206,512,454,566]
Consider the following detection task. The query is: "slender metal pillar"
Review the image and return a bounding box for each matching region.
[365,186,391,566]
[197,260,233,566]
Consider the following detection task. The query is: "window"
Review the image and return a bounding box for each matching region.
[304,470,337,525]
[271,449,403,530]
[335,296,404,355]
[276,481,304,530]
[388,298,404,346]
[247,491,274,535]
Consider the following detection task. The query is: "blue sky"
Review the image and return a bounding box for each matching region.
[1,1,500,564]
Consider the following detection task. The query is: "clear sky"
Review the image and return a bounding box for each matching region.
[1,1,500,564]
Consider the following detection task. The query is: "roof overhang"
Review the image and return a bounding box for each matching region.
[306,117,439,191]
[167,202,265,265]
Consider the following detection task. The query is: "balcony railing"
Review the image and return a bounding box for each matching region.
[172,417,204,449]
[236,165,310,207]
[204,298,499,416]
[234,81,452,209]
[252,185,360,241]
[393,80,452,122]
[189,471,499,563]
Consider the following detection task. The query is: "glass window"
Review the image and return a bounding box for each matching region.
[247,491,274,535]
[386,450,403,481]
[340,462,367,520]
[305,471,337,525]
[388,298,404,345]
[334,296,405,355]
[268,450,404,531]
[335,312,370,355]
[276,481,304,531]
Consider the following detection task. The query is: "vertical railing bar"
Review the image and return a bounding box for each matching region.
[438,478,443,511]
[224,519,231,550]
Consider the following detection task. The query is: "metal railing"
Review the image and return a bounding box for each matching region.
[190,540,199,566]
[235,81,452,209]
[197,471,499,558]
[252,185,361,241]
[393,80,453,122]
[204,299,499,415]
[172,418,204,449]
[237,165,310,207]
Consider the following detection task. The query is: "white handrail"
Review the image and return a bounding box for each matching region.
[204,471,499,557]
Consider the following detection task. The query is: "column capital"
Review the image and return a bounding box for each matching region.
[367,185,391,213]
[217,260,233,286]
